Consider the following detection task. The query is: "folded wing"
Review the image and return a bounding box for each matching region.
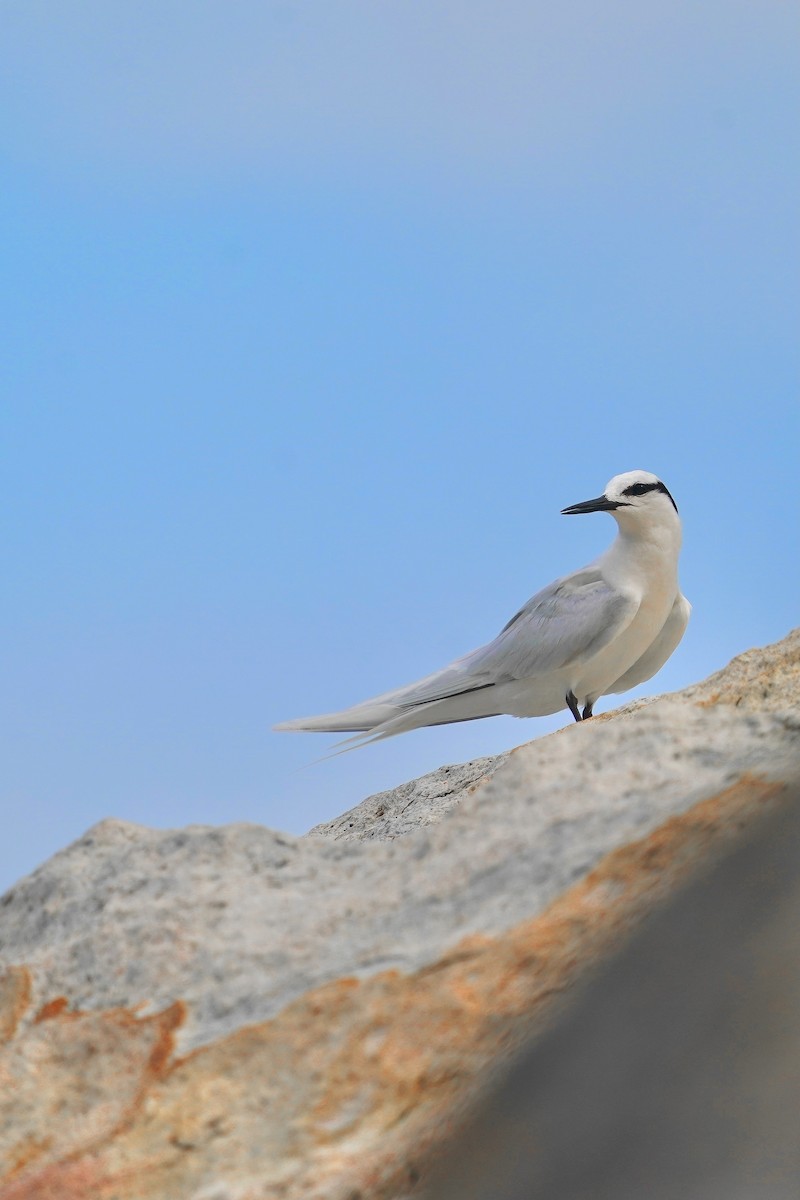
[275,565,639,737]
[467,568,638,680]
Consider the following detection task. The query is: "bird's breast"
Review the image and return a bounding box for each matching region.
[571,580,677,703]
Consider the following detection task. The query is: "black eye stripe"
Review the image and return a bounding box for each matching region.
[622,482,658,495]
[620,480,678,512]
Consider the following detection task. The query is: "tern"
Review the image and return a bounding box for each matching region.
[274,470,690,746]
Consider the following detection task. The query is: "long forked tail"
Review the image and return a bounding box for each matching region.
[273,701,398,735]
[273,682,504,753]
[273,650,509,746]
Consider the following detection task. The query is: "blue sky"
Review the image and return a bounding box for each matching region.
[1,2,798,893]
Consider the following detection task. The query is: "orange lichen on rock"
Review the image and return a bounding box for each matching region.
[0,773,788,1200]
[34,996,71,1023]
[0,1156,112,1200]
[0,1001,185,1195]
[0,968,31,1046]
[682,629,800,711]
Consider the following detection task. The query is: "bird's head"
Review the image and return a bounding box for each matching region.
[561,470,680,536]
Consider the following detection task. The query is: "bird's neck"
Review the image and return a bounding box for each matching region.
[602,519,682,596]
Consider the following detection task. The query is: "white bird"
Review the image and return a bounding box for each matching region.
[274,470,690,747]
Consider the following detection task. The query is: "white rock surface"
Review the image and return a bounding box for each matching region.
[307,754,506,840]
[426,798,800,1200]
[311,627,800,844]
[1,693,798,1053]
[0,630,798,1199]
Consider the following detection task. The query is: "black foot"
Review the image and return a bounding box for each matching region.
[566,690,582,722]
[582,701,594,720]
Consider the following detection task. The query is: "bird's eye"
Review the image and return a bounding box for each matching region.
[619,479,678,511]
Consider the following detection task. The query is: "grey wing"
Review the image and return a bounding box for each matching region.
[469,567,639,680]
[605,592,691,695]
[390,567,638,711]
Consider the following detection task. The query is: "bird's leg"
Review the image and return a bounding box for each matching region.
[566,690,582,722]
[582,700,594,720]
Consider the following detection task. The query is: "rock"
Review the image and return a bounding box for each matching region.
[307,754,507,840]
[423,795,800,1200]
[314,626,800,844]
[0,629,798,1199]
[681,623,800,710]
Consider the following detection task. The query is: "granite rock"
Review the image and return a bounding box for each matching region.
[314,626,800,844]
[424,796,800,1200]
[307,754,506,841]
[0,628,798,1199]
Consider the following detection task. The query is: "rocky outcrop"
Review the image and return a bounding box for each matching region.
[307,754,505,841]
[425,796,800,1200]
[310,628,800,844]
[0,629,798,1199]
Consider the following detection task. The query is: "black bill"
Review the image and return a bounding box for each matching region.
[560,495,623,515]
